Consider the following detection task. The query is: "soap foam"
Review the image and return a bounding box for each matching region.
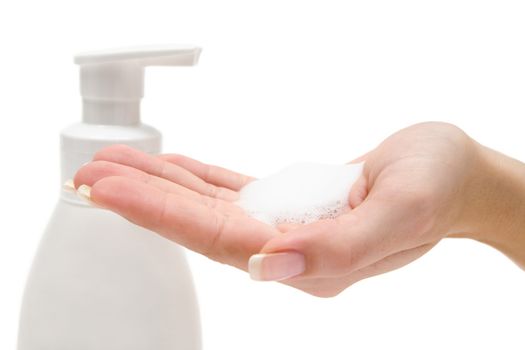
[237,162,363,227]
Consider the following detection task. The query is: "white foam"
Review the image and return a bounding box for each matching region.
[237,162,363,227]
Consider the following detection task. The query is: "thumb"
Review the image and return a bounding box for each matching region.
[248,198,407,281]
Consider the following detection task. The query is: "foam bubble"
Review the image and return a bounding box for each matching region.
[237,162,363,227]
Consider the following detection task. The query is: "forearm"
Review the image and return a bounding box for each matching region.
[454,141,525,269]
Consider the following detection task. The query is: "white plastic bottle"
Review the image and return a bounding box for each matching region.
[18,46,202,350]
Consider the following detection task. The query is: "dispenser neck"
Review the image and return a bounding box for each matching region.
[82,99,141,125]
[59,122,162,205]
[79,62,144,126]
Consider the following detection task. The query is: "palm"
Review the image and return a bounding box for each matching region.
[252,123,474,296]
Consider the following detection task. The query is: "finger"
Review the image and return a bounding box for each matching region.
[75,161,244,215]
[348,174,368,209]
[93,145,239,201]
[253,197,421,280]
[281,242,437,298]
[347,241,437,283]
[276,223,302,233]
[160,153,254,191]
[89,176,276,269]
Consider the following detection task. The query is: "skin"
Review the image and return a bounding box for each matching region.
[74,122,525,297]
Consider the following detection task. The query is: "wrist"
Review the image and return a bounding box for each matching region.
[454,140,525,269]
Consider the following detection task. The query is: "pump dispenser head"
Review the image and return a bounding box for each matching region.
[59,45,201,199]
[74,45,202,125]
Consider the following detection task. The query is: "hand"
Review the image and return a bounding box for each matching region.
[74,122,525,297]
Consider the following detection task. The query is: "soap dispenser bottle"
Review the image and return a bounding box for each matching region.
[18,46,202,350]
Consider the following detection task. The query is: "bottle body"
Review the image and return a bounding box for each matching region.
[18,122,201,349]
[18,197,201,350]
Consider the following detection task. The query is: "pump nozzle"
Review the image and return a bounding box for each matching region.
[74,45,201,125]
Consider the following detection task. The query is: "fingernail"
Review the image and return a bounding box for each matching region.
[63,179,76,193]
[249,252,305,281]
[76,184,94,205]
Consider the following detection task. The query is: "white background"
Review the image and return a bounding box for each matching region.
[1,0,525,349]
